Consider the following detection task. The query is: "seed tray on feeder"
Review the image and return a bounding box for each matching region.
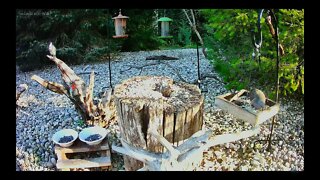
[215,89,280,126]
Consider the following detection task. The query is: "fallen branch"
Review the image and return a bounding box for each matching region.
[31,75,68,95]
[161,61,188,83]
[112,124,260,171]
[19,109,31,116]
[146,55,179,60]
[190,74,225,85]
[77,71,100,75]
[120,62,159,74]
[16,84,28,102]
[120,62,188,83]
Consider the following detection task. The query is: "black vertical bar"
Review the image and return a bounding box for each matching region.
[107,9,112,89]
[196,42,200,88]
[108,52,112,89]
[267,9,280,151]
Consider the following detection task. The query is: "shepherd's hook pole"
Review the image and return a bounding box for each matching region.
[196,42,201,88]
[107,9,113,89]
[267,9,280,151]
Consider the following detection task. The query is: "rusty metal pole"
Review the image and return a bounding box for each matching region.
[253,9,285,152]
[107,9,113,89]
[196,42,201,88]
[267,9,280,151]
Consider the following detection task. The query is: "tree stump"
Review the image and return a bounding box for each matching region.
[113,76,204,171]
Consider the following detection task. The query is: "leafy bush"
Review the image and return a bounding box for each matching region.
[120,9,161,51]
[202,9,304,99]
[177,25,192,47]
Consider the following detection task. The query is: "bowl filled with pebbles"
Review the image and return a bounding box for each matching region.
[79,126,108,146]
[52,129,78,147]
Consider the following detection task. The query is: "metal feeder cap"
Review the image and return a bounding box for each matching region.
[112,13,129,19]
[157,17,173,22]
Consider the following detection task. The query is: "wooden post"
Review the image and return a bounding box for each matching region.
[113,76,204,171]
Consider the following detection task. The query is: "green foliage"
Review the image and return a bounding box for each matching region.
[202,9,304,99]
[76,118,85,127]
[177,24,192,46]
[84,46,109,62]
[16,9,161,71]
[16,40,52,72]
[121,9,161,51]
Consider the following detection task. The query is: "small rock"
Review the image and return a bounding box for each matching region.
[61,121,67,127]
[50,158,57,165]
[214,151,223,158]
[46,162,54,168]
[251,160,260,166]
[279,141,283,146]
[240,166,249,171]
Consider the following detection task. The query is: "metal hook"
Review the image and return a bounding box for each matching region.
[251,9,264,51]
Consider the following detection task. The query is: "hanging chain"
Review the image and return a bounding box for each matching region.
[251,9,264,62]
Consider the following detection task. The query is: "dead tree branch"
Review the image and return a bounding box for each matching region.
[32,43,116,128]
[112,125,260,171]
[16,84,28,102]
[120,62,188,83]
[183,9,208,58]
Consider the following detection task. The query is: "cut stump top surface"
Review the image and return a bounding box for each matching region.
[114,76,202,112]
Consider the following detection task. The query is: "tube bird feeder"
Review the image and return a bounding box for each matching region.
[157,17,173,38]
[112,9,129,38]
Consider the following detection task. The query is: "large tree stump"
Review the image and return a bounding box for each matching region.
[113,76,204,171]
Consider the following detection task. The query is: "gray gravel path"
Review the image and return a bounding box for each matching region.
[16,48,304,171]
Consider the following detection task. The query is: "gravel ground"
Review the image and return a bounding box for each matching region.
[16,48,304,171]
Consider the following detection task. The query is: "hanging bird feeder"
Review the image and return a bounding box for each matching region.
[112,9,129,38]
[158,17,173,38]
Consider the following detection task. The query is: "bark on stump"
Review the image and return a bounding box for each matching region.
[113,76,204,171]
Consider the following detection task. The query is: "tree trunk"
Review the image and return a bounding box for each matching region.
[113,76,204,171]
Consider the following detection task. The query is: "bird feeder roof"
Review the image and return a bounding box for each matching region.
[157,17,173,22]
[112,13,129,19]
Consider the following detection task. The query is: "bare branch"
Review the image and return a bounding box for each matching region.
[205,126,260,150]
[161,62,188,83]
[190,9,196,25]
[149,128,180,158]
[16,84,28,101]
[183,9,193,27]
[100,88,113,108]
[182,9,208,58]
[137,166,149,171]
[31,75,68,95]
[85,71,97,117]
[47,54,86,102]
[116,139,161,163]
[177,130,212,154]
[121,62,188,83]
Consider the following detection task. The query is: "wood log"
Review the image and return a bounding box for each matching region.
[113,76,204,171]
